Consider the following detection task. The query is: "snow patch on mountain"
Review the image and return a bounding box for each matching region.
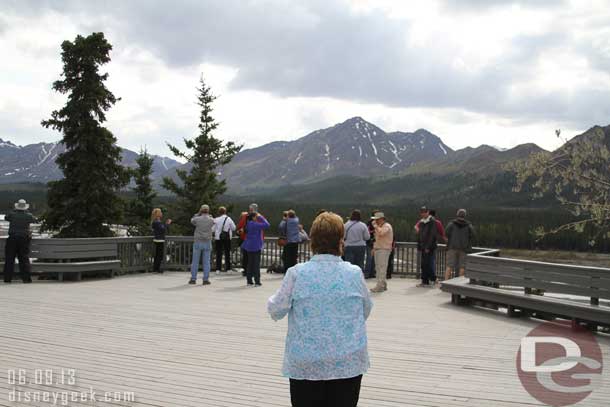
[438,143,448,155]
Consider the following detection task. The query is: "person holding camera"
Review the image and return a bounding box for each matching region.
[213,206,236,273]
[3,199,37,283]
[151,208,171,274]
[241,210,270,286]
[370,211,393,293]
[190,204,215,285]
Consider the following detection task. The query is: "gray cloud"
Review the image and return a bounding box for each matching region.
[441,0,565,12]
[2,0,610,129]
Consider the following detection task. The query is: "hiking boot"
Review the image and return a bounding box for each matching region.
[255,282,262,287]
[370,286,385,293]
[202,280,211,285]
[188,279,196,285]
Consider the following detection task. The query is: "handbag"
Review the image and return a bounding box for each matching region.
[219,217,230,240]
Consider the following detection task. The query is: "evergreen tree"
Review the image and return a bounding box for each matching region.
[162,76,242,233]
[41,32,129,237]
[126,148,157,235]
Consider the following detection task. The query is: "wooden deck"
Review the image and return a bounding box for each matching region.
[0,272,608,407]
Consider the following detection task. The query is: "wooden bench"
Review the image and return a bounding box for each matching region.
[441,254,610,329]
[0,238,121,281]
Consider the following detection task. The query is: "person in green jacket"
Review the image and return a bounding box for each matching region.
[3,199,37,283]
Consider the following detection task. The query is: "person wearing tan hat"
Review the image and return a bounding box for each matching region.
[3,199,37,283]
[370,211,393,293]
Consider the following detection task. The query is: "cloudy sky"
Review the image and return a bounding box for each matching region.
[2,0,610,157]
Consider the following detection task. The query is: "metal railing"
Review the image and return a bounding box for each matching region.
[1,235,499,279]
[158,236,498,279]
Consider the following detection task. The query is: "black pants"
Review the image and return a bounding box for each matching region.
[421,250,436,284]
[246,250,261,284]
[215,239,231,271]
[240,241,248,271]
[3,236,32,283]
[387,249,394,279]
[344,246,366,271]
[289,375,362,407]
[284,242,299,271]
[153,242,164,273]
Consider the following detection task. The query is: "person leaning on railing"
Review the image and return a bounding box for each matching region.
[267,211,372,407]
[151,208,171,273]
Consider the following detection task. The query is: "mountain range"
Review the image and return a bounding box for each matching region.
[0,139,181,183]
[3,116,592,207]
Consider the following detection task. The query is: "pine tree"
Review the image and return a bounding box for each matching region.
[162,76,242,233]
[126,148,157,235]
[41,32,129,237]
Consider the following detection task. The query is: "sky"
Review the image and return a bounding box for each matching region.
[1,0,610,157]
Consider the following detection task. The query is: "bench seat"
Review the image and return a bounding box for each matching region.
[0,238,121,282]
[442,276,610,327]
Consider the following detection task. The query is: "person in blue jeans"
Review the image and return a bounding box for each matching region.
[190,204,215,285]
[241,211,270,286]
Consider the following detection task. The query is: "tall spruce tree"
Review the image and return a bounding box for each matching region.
[162,76,242,233]
[41,32,129,237]
[126,148,157,236]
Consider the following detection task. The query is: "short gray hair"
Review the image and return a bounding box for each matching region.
[457,209,467,218]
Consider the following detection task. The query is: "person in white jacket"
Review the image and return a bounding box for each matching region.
[213,207,236,273]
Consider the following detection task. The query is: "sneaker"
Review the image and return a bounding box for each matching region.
[247,282,254,286]
[370,286,385,293]
[202,280,211,285]
[255,282,262,287]
[188,279,196,285]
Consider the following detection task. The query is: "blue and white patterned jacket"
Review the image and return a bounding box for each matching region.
[267,254,373,380]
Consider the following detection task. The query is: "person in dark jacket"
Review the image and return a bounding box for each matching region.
[363,210,378,279]
[445,209,475,280]
[415,206,438,287]
[3,199,37,283]
[151,208,171,273]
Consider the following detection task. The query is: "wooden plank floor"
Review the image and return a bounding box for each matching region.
[0,272,608,407]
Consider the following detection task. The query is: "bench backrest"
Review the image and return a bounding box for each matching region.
[466,255,610,301]
[0,238,118,260]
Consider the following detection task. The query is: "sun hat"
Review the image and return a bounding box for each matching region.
[15,199,29,210]
[372,211,385,220]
